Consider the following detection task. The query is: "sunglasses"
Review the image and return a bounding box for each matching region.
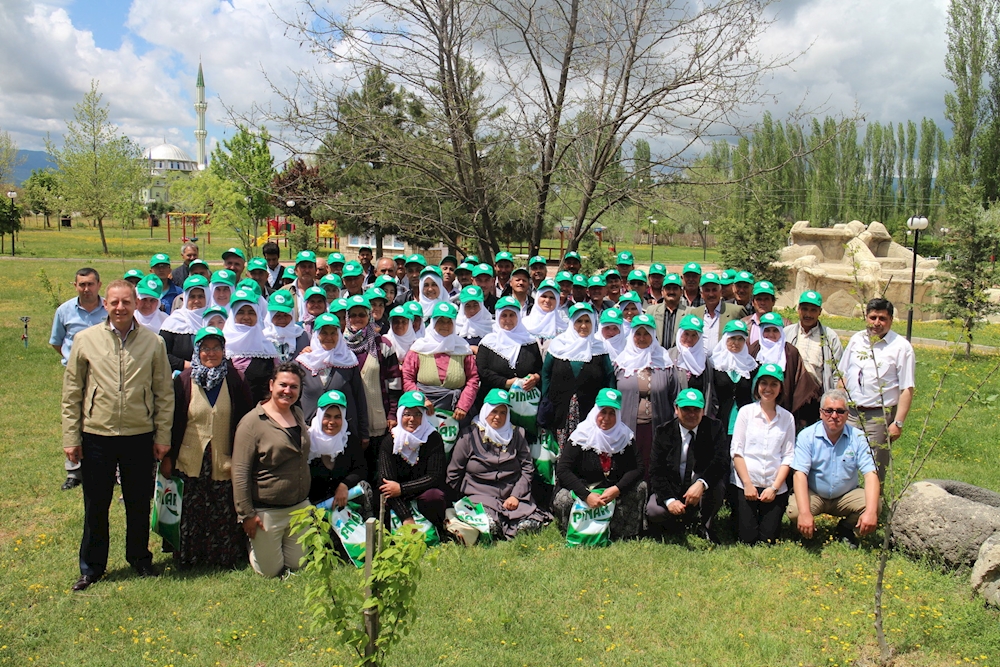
[821,408,848,416]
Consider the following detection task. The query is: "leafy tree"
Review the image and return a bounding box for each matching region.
[271,158,327,227]
[210,125,276,257]
[170,170,246,239]
[0,129,24,188]
[716,196,788,290]
[46,81,146,254]
[0,194,21,255]
[21,169,61,227]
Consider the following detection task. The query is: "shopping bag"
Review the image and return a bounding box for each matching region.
[452,497,492,544]
[329,504,368,568]
[151,470,184,550]
[428,409,460,457]
[508,386,541,434]
[390,501,441,547]
[529,429,560,486]
[565,490,615,548]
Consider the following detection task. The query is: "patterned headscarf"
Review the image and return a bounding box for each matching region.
[191,337,228,391]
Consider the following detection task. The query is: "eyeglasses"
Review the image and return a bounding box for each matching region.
[820,408,848,416]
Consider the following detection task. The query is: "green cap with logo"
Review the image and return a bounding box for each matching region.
[616,251,635,266]
[439,254,458,267]
[465,254,480,265]
[237,278,262,300]
[247,257,268,273]
[222,247,246,261]
[555,270,574,283]
[137,275,163,299]
[700,272,722,286]
[537,278,559,294]
[663,273,683,287]
[648,263,667,277]
[320,273,343,289]
[374,275,396,290]
[755,363,785,384]
[682,262,702,275]
[202,306,228,322]
[588,274,606,287]
[420,264,444,279]
[295,250,317,266]
[211,269,237,287]
[734,271,754,285]
[753,280,775,296]
[678,314,704,333]
[631,313,656,331]
[328,252,346,265]
[568,302,595,319]
[346,294,371,310]
[230,288,256,309]
[342,261,364,278]
[304,285,327,301]
[194,326,225,346]
[472,263,494,278]
[405,253,427,267]
[364,287,387,303]
[723,319,749,336]
[759,312,784,329]
[183,274,209,291]
[399,390,427,409]
[329,298,350,314]
[494,251,515,264]
[627,269,648,283]
[317,389,347,410]
[282,266,296,280]
[124,268,145,281]
[404,301,423,319]
[268,291,294,314]
[314,313,341,330]
[389,305,412,320]
[618,291,641,306]
[528,255,547,267]
[675,388,706,409]
[595,388,623,410]
[149,253,170,268]
[495,296,521,312]
[484,388,511,406]
[431,301,459,319]
[456,262,474,274]
[571,274,588,288]
[799,290,823,307]
[600,308,624,326]
[460,285,485,303]
[719,270,734,285]
[393,254,407,262]
[563,251,582,262]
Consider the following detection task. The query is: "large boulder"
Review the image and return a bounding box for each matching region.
[971,534,1000,608]
[891,480,1000,568]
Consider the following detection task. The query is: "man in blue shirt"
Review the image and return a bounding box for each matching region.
[49,267,108,490]
[787,389,881,548]
[149,253,183,314]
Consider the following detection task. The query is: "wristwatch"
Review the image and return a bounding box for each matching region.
[893,420,904,429]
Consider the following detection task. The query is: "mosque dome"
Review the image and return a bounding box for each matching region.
[146,143,197,173]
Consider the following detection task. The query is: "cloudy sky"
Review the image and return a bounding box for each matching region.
[0,0,952,163]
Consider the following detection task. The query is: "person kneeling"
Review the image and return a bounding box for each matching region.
[447,389,552,541]
[786,389,881,548]
[553,389,646,541]
[646,388,728,544]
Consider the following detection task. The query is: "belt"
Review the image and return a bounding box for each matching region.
[856,405,895,411]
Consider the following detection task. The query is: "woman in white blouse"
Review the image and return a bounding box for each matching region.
[730,363,795,545]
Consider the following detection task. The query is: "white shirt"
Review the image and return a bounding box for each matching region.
[667,425,707,505]
[701,302,723,352]
[729,402,795,493]
[837,329,915,408]
[267,264,282,287]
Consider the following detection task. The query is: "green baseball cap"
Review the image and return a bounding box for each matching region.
[528,255,547,267]
[460,285,485,303]
[282,266,296,280]
[627,269,648,283]
[202,305,228,322]
[682,262,702,275]
[149,253,170,268]
[675,388,706,409]
[320,273,343,289]
[648,263,667,277]
[317,389,348,410]
[268,291,294,314]
[631,313,656,330]
[247,257,268,273]
[799,290,823,307]
[329,297,350,314]
[465,254,480,264]
[595,388,623,410]
[734,271,754,284]
[678,314,704,333]
[617,291,641,306]
[189,259,209,271]
[563,251,582,262]
[604,269,619,281]
[346,294,371,311]
[364,287,387,303]
[588,274,606,287]
[328,252,346,265]
[511,266,530,277]
[230,288,256,309]
[663,273,683,287]
[494,251,515,264]
[183,274,209,291]
[484,388,511,406]
[342,261,364,278]
[556,270,574,283]
[314,313,341,330]
[456,262,474,274]
[719,270,734,286]
[211,269,237,287]
[420,265,444,279]
[571,274,588,288]
[495,296,521,312]
[431,301,458,319]
[753,281,775,297]
[616,251,635,265]
[405,253,427,267]
[404,301,423,319]
[124,268,145,281]
[389,305,413,320]
[568,302,595,319]
[723,319,749,336]
[304,285,328,301]
[374,275,396,290]
[537,278,559,293]
[194,326,225,346]
[399,390,427,409]
[295,250,317,266]
[393,254,407,262]
[699,272,722,286]
[472,263,494,278]
[222,247,246,261]
[756,363,785,384]
[759,312,784,328]
[136,276,162,299]
[237,278,262,299]
[599,308,624,326]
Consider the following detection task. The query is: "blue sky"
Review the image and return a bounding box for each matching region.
[0,0,953,167]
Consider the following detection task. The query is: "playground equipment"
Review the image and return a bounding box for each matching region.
[162,213,211,244]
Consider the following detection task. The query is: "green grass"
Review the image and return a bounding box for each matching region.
[2,258,1000,666]
[818,314,1000,349]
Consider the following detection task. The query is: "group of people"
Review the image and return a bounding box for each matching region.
[54,242,915,589]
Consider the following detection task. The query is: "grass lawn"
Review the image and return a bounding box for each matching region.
[2,258,999,666]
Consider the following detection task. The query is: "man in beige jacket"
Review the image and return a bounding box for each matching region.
[62,280,174,591]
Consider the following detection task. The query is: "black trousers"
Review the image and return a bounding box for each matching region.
[730,484,789,545]
[79,432,155,577]
[646,483,725,534]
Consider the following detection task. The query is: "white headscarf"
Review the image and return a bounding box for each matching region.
[135,308,167,334]
[408,317,472,356]
[385,317,417,360]
[160,286,207,335]
[418,274,449,319]
[546,310,606,362]
[263,314,304,352]
[613,324,672,378]
[295,327,359,374]
[479,305,535,369]
[223,300,279,359]
[756,324,788,370]
[392,404,436,465]
[569,405,634,455]
[522,287,568,339]
[674,332,707,375]
[208,282,233,310]
[474,401,514,446]
[455,301,494,338]
[600,324,627,358]
[308,404,350,462]
[711,332,758,379]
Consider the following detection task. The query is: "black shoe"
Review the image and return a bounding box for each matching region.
[697,527,721,545]
[134,562,159,578]
[62,477,82,491]
[72,574,101,591]
[836,521,859,549]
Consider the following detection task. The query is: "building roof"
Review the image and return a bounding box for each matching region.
[146,143,194,162]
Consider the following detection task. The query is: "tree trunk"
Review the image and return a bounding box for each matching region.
[374,222,384,259]
[97,217,109,254]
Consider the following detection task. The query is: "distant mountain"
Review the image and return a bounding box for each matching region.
[13,150,54,185]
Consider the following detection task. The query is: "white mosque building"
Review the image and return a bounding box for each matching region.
[141,63,209,206]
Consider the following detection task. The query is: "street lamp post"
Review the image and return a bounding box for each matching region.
[702,220,710,261]
[6,191,17,257]
[905,215,929,341]
[649,218,658,261]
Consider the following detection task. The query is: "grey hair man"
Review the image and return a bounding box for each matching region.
[170,242,200,288]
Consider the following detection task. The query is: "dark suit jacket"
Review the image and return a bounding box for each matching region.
[649,416,728,506]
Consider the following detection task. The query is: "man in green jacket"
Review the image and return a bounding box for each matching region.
[61,280,174,591]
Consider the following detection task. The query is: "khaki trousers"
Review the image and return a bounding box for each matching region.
[786,488,870,527]
[248,500,309,578]
[849,405,895,483]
